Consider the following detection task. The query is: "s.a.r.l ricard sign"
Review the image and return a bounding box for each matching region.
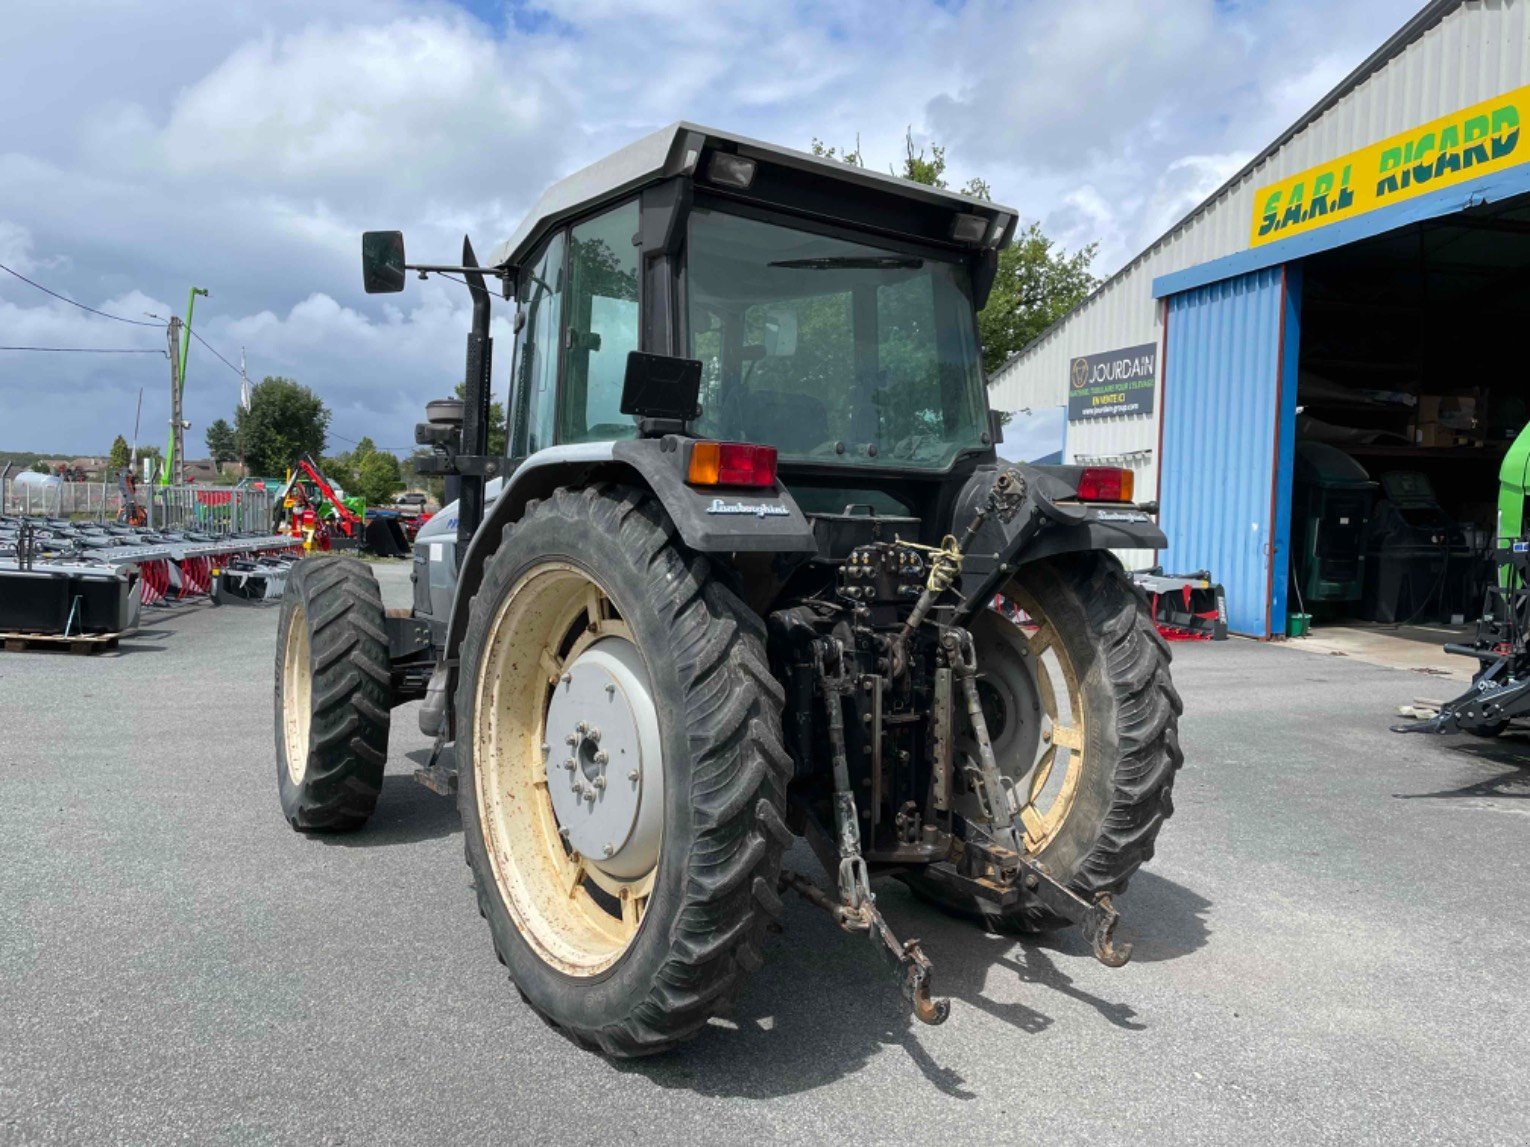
[1250,85,1528,247]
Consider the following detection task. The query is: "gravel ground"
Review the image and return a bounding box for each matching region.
[2,560,1527,1145]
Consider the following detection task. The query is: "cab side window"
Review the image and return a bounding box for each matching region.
[560,200,640,443]
[509,231,566,458]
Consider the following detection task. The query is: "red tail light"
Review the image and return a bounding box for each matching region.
[687,441,778,488]
[1076,466,1134,503]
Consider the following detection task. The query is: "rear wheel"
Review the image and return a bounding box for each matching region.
[457,486,791,1056]
[910,551,1182,932]
[274,556,390,832]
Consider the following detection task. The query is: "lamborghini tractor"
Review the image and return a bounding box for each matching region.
[274,124,1182,1055]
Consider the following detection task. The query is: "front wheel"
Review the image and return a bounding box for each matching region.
[456,486,792,1056]
[909,551,1183,932]
[273,556,390,831]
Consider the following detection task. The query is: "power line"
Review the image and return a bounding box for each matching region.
[0,259,262,384]
[0,345,167,354]
[188,326,241,376]
[328,432,413,453]
[0,261,166,327]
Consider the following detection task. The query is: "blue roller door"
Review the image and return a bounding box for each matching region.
[1160,266,1300,637]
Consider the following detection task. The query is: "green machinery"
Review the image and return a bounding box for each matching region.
[1290,440,1377,608]
[1496,422,1530,561]
[1394,420,1530,737]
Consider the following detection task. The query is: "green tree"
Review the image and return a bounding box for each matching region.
[106,435,131,473]
[205,418,239,467]
[810,136,865,167]
[809,130,1096,372]
[30,461,49,473]
[453,383,508,456]
[235,377,331,477]
[354,449,404,504]
[321,453,358,496]
[978,224,1097,373]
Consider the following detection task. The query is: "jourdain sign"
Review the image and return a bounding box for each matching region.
[1250,83,1528,247]
[1067,343,1156,422]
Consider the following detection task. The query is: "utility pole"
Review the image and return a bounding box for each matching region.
[129,387,143,468]
[166,316,183,485]
[239,348,250,479]
[160,286,208,485]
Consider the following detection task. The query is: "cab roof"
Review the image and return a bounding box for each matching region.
[488,121,1018,271]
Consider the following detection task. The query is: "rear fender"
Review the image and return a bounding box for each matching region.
[443,438,815,663]
[953,463,1165,618]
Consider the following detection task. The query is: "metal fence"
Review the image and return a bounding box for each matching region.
[1,478,276,535]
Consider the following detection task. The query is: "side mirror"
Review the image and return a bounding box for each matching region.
[362,231,406,294]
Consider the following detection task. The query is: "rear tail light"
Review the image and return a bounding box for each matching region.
[1076,466,1134,503]
[687,441,778,488]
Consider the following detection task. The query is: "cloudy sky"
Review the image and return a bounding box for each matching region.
[1,0,1415,457]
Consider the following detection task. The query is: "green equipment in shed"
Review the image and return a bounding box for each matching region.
[1497,422,1530,559]
[1290,441,1377,606]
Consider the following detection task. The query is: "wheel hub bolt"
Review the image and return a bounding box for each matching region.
[593,750,609,766]
[576,721,589,734]
[563,758,576,771]
[584,789,596,803]
[593,776,607,790]
[565,733,578,746]
[602,843,615,857]
[588,727,601,743]
[628,769,640,782]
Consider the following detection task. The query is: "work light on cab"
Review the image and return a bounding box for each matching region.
[686,441,778,488]
[1076,466,1135,503]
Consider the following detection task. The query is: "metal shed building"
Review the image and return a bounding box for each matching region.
[989,0,1530,636]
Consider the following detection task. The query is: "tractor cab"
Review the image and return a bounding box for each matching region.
[367,125,1017,527]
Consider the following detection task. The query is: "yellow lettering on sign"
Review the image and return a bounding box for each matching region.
[1249,84,1530,247]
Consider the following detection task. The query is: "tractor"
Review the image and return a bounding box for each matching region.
[1395,421,1530,737]
[274,123,1182,1055]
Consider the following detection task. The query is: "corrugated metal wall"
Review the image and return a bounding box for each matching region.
[1160,267,1294,636]
[989,0,1528,465]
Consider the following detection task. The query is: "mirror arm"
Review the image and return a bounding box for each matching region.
[405,263,513,280]
[456,237,495,565]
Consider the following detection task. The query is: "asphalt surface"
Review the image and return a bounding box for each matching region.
[3,561,1528,1144]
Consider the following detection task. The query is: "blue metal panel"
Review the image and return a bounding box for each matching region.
[1161,266,1297,637]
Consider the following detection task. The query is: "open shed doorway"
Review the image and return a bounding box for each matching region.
[1289,192,1530,634]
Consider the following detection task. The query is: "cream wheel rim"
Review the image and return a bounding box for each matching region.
[984,588,1088,854]
[282,604,312,785]
[474,563,662,977]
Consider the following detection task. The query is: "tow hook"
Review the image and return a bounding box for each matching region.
[779,870,951,1025]
[1011,851,1133,967]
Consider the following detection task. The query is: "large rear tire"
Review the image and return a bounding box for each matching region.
[274,556,390,832]
[457,485,792,1056]
[910,551,1182,932]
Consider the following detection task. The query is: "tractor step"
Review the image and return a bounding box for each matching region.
[413,741,458,796]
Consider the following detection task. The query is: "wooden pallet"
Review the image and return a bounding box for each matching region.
[0,630,122,655]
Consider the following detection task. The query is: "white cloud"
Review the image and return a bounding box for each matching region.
[0,0,1416,454]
